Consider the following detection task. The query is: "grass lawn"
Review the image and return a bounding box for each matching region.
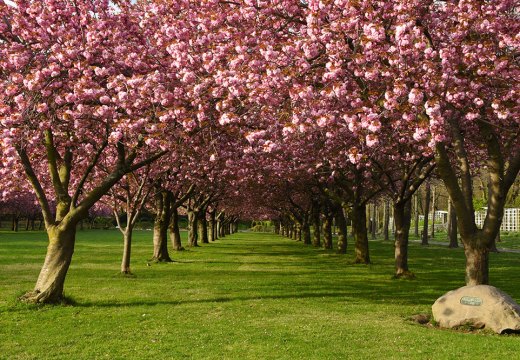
[0,230,519,359]
[412,230,520,251]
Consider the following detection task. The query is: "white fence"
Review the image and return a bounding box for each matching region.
[475,208,520,232]
[418,211,448,224]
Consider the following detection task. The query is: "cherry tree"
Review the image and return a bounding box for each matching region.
[419,0,520,284]
[0,0,166,303]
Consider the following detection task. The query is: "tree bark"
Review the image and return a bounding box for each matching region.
[302,221,311,245]
[336,207,347,254]
[19,225,76,303]
[422,182,431,245]
[170,208,184,251]
[370,203,377,239]
[151,192,172,262]
[198,209,209,244]
[121,227,132,274]
[311,205,321,247]
[208,210,216,242]
[188,209,199,246]
[383,200,390,241]
[464,242,489,285]
[352,203,370,264]
[217,219,222,238]
[413,194,419,237]
[322,211,333,249]
[447,200,458,248]
[394,199,414,278]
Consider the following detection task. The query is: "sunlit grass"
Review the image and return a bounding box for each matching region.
[0,230,519,359]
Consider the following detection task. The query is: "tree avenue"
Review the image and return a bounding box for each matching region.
[0,0,518,304]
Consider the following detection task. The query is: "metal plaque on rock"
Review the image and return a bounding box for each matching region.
[460,296,483,306]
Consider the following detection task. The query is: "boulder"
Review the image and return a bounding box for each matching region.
[432,285,520,334]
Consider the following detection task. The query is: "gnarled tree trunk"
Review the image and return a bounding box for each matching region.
[20,225,76,303]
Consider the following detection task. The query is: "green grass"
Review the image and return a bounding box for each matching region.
[1,230,520,359]
[406,229,520,250]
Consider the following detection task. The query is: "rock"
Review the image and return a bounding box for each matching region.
[432,285,520,334]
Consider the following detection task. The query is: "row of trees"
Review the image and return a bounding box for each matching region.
[0,0,518,303]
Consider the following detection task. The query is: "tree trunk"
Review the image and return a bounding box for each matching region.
[422,182,431,245]
[217,219,222,238]
[336,207,347,254]
[209,210,216,242]
[198,210,209,244]
[170,208,184,251]
[151,192,172,262]
[352,203,370,264]
[370,203,377,239]
[302,220,311,245]
[322,212,333,249]
[19,225,76,303]
[312,206,321,247]
[188,209,199,246]
[394,200,414,278]
[447,200,458,248]
[383,200,390,241]
[213,215,219,240]
[12,215,19,232]
[464,241,489,285]
[121,227,132,274]
[413,194,419,237]
[431,186,436,239]
[152,218,171,262]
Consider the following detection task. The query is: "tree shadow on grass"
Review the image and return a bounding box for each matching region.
[71,288,436,309]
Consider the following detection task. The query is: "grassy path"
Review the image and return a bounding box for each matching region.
[0,230,519,359]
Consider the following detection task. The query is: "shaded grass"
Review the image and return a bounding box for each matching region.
[407,230,520,251]
[0,230,520,359]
